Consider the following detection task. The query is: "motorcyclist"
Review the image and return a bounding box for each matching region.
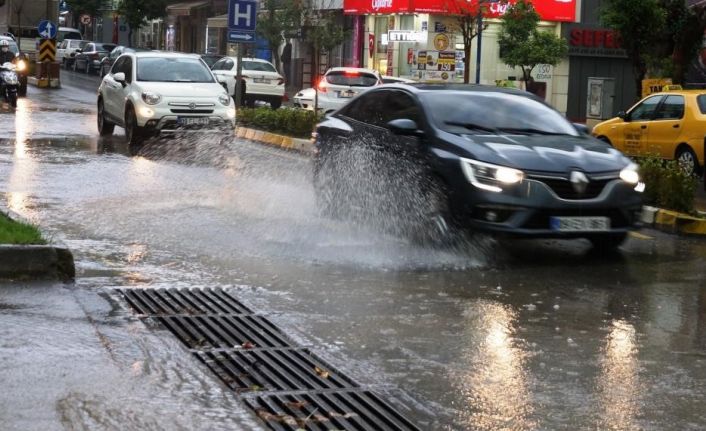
[0,40,15,64]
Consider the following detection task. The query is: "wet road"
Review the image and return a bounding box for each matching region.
[1,79,706,430]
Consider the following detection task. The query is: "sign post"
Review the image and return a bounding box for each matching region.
[37,20,58,87]
[228,0,257,108]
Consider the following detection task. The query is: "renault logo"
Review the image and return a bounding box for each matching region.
[188,102,196,110]
[570,171,589,194]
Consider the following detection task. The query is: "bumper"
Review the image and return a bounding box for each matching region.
[454,178,643,238]
[141,115,235,133]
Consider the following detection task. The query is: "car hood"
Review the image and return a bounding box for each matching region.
[295,87,315,99]
[458,133,631,173]
[137,82,226,98]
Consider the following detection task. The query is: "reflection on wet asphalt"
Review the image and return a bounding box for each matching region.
[1,84,706,430]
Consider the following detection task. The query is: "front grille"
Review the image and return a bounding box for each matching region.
[532,177,613,200]
[170,109,214,114]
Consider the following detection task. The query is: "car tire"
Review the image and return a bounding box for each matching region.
[270,98,282,109]
[412,177,457,245]
[124,107,144,146]
[588,232,627,251]
[72,59,78,72]
[676,146,700,176]
[97,99,115,136]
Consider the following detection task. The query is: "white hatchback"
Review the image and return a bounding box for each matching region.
[97,51,235,145]
[211,57,285,109]
[293,67,383,113]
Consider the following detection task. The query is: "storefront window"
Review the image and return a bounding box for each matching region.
[374,17,389,74]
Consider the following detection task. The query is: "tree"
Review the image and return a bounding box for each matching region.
[256,0,304,73]
[445,0,500,84]
[658,0,701,84]
[117,0,167,47]
[498,0,568,93]
[66,0,101,22]
[600,0,666,99]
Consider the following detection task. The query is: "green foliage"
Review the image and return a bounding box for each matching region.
[600,0,666,97]
[256,0,303,70]
[236,107,322,138]
[66,0,101,17]
[0,213,45,245]
[638,154,697,214]
[498,0,568,82]
[117,0,167,47]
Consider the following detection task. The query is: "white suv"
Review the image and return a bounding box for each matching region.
[293,67,382,113]
[211,57,285,109]
[97,51,235,145]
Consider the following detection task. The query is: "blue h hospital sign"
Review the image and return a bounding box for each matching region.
[228,0,257,42]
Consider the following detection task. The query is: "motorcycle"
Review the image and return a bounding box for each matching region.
[0,61,19,108]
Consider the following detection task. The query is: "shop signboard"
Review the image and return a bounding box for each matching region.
[415,49,455,82]
[344,0,577,22]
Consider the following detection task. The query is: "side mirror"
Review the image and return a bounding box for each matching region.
[387,118,422,136]
[113,72,126,85]
[617,110,627,120]
[75,49,82,53]
[573,123,589,135]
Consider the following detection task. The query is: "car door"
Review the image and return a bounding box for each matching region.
[102,56,131,122]
[647,94,685,159]
[616,95,664,156]
[211,57,235,95]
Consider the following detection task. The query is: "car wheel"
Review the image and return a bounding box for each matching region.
[97,99,115,136]
[270,98,282,109]
[412,177,457,245]
[676,146,700,176]
[589,232,627,251]
[313,157,340,218]
[124,107,144,146]
[72,59,78,72]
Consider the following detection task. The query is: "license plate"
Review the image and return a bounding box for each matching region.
[253,78,270,84]
[338,90,355,98]
[178,117,209,126]
[550,216,610,232]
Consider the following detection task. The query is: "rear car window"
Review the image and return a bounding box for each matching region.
[698,95,706,114]
[325,71,379,87]
[242,60,276,72]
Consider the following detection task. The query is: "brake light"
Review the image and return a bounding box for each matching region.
[318,79,327,93]
[344,71,360,76]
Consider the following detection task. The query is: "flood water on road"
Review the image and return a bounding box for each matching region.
[1,85,706,430]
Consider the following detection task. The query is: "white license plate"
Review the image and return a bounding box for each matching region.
[253,78,270,84]
[549,216,610,232]
[178,117,209,126]
[338,91,355,98]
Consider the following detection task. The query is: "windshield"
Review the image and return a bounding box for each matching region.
[71,41,87,49]
[137,57,215,83]
[424,91,579,136]
[242,60,276,72]
[7,41,18,55]
[325,71,379,87]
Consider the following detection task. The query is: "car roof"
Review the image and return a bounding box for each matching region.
[650,89,706,96]
[379,82,539,98]
[132,51,200,59]
[326,66,379,75]
[223,56,274,63]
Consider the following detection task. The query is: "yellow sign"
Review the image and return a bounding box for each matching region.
[433,33,450,51]
[641,78,672,97]
[38,38,56,62]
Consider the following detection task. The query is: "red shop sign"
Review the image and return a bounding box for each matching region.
[344,0,576,23]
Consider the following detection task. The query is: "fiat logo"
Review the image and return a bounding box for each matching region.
[188,103,196,110]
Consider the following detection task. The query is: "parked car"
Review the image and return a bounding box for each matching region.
[57,39,88,69]
[100,45,149,77]
[210,56,285,109]
[57,27,83,43]
[200,53,224,68]
[591,87,705,175]
[293,67,383,113]
[382,76,416,84]
[0,35,27,96]
[73,42,116,74]
[97,51,235,146]
[313,83,644,249]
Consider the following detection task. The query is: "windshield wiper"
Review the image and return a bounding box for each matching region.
[497,127,573,136]
[444,121,499,134]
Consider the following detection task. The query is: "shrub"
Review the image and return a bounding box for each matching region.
[236,107,322,139]
[638,154,697,214]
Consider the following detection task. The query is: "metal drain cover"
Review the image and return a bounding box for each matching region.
[119,287,252,316]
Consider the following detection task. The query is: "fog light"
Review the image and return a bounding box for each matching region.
[485,211,498,222]
[145,120,157,127]
[634,182,645,193]
[138,107,154,118]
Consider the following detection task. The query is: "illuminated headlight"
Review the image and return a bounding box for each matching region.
[634,182,645,193]
[226,107,236,118]
[460,158,524,193]
[141,91,161,105]
[16,60,26,72]
[138,106,154,118]
[219,93,231,106]
[619,163,640,184]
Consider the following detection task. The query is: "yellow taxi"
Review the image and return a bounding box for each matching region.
[591,87,705,175]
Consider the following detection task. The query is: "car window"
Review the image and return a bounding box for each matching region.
[342,91,390,126]
[242,60,276,72]
[653,95,685,120]
[137,57,214,83]
[112,56,126,76]
[84,43,94,52]
[211,57,231,71]
[385,91,422,125]
[94,43,112,52]
[325,71,379,87]
[424,91,580,136]
[110,47,122,59]
[697,95,706,114]
[628,95,663,121]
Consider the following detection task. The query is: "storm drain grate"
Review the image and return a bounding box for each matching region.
[196,348,359,393]
[119,287,253,316]
[244,390,421,431]
[157,315,293,350]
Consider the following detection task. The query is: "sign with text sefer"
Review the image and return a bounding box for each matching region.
[228,0,257,43]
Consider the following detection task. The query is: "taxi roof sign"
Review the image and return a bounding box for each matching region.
[663,84,683,91]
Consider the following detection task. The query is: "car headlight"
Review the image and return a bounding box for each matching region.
[16,60,26,72]
[141,91,162,105]
[218,93,231,106]
[460,158,524,193]
[619,163,640,184]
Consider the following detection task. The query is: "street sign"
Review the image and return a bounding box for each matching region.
[80,14,91,25]
[227,0,257,43]
[38,39,56,62]
[38,20,57,39]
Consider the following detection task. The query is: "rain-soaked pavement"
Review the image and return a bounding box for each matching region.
[1,76,706,430]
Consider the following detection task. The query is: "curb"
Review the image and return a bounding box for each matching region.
[235,126,314,154]
[0,207,75,281]
[641,205,706,236]
[28,76,61,89]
